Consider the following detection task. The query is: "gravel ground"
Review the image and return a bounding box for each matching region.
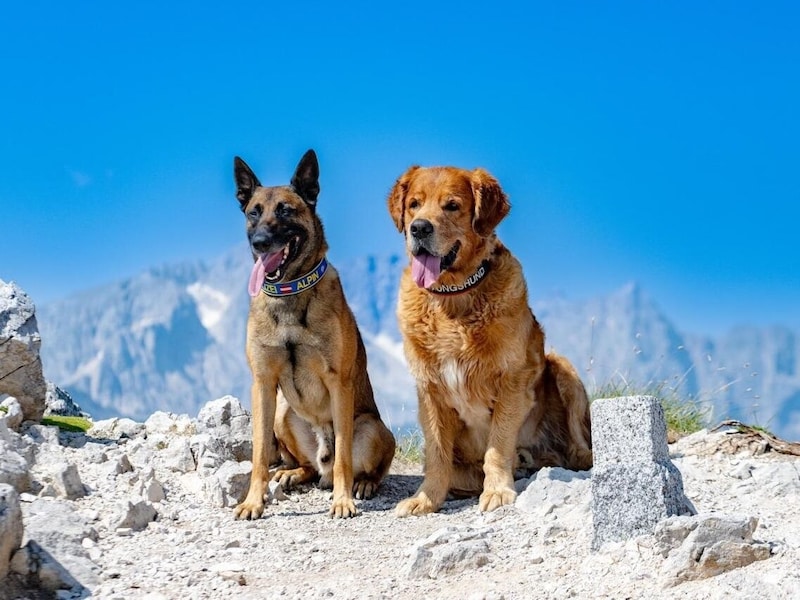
[5,423,799,600]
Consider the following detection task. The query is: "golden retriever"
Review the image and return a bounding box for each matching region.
[387,165,593,516]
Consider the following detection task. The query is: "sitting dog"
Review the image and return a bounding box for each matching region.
[233,149,395,519]
[387,164,593,516]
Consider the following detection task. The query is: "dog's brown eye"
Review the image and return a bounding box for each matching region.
[409,199,420,210]
[247,206,261,220]
[444,201,459,212]
[276,203,295,218]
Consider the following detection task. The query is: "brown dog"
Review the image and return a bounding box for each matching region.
[232,150,395,519]
[387,165,593,516]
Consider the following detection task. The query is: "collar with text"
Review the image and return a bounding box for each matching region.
[261,257,328,297]
[428,259,491,295]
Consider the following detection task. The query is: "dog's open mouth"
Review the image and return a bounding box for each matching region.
[410,242,460,289]
[248,236,300,296]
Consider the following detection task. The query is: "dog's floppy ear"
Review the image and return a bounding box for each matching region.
[387,166,420,233]
[291,149,320,209]
[234,157,261,209]
[471,168,510,237]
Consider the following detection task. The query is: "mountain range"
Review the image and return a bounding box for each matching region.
[35,243,800,440]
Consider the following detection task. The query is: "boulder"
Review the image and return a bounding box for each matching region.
[0,484,23,580]
[0,281,46,421]
[655,513,771,584]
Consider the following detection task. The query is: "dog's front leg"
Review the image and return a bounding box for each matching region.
[328,379,357,518]
[396,385,458,516]
[233,377,277,520]
[480,389,532,512]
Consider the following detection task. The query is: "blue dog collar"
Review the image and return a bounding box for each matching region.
[261,257,329,297]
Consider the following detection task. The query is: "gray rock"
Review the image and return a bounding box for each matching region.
[24,423,60,446]
[144,410,195,436]
[0,281,46,422]
[197,395,245,429]
[656,513,772,584]
[21,498,99,590]
[141,477,165,504]
[49,462,86,500]
[515,467,590,515]
[34,545,83,593]
[750,462,800,495]
[196,396,252,462]
[0,421,31,493]
[134,468,166,503]
[161,437,196,472]
[591,396,695,550]
[0,484,23,580]
[8,543,30,576]
[404,526,492,579]
[109,453,134,476]
[89,417,145,440]
[0,397,23,431]
[204,460,252,508]
[268,480,288,502]
[108,497,157,531]
[189,432,227,474]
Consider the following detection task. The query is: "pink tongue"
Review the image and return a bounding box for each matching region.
[410,252,441,289]
[247,251,284,297]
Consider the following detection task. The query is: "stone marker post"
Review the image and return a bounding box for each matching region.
[591,395,695,550]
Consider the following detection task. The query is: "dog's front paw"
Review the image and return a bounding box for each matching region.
[395,494,437,517]
[329,496,358,518]
[479,486,517,512]
[233,492,266,520]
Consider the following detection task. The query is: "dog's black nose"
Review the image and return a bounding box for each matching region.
[409,219,434,240]
[250,230,274,253]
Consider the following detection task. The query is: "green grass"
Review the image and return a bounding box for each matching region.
[40,415,93,433]
[590,379,708,441]
[0,405,7,414]
[394,428,425,464]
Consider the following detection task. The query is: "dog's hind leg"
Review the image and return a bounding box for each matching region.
[273,400,320,489]
[312,424,335,489]
[351,414,396,499]
[547,353,593,471]
[448,462,484,498]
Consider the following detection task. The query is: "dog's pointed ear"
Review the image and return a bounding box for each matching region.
[234,157,261,209]
[471,168,510,237]
[291,149,320,209]
[387,166,420,233]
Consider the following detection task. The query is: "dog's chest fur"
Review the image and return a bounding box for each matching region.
[249,293,336,426]
[439,356,491,429]
[400,273,535,432]
[404,316,501,430]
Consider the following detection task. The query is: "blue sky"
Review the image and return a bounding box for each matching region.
[2,1,798,335]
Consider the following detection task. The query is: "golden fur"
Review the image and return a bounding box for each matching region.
[387,165,592,516]
[233,150,395,519]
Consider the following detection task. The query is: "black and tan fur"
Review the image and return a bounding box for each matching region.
[388,165,593,516]
[233,150,395,519]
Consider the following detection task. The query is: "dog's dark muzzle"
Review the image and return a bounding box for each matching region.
[250,230,278,254]
[409,219,434,241]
